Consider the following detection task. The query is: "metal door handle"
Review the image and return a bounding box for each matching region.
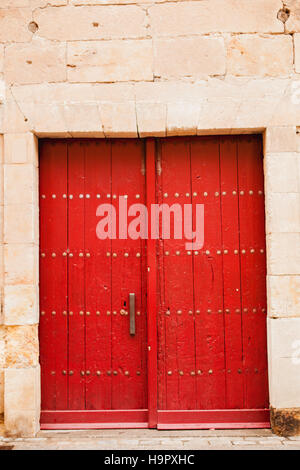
[129,293,136,336]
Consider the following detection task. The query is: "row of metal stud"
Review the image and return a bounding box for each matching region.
[165,308,266,315]
[40,249,265,258]
[41,310,141,316]
[41,190,264,199]
[53,369,260,376]
[56,370,141,376]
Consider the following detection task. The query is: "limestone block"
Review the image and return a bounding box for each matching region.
[5,326,39,367]
[295,34,300,73]
[30,104,69,137]
[0,45,3,74]
[4,366,40,437]
[266,192,300,233]
[63,103,104,137]
[227,35,293,77]
[267,233,300,275]
[167,102,202,136]
[34,5,147,41]
[149,0,283,36]
[0,9,32,42]
[4,133,38,165]
[0,328,4,412]
[0,370,3,415]
[4,204,37,244]
[154,37,226,79]
[265,127,298,153]
[267,275,300,317]
[264,153,299,193]
[268,317,300,408]
[30,0,67,6]
[285,0,300,33]
[4,285,39,325]
[67,40,153,83]
[3,100,31,134]
[4,245,38,286]
[136,103,166,137]
[101,102,137,137]
[4,164,37,205]
[0,1,30,6]
[197,98,240,134]
[4,40,67,85]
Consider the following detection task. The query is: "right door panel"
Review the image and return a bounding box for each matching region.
[156,135,269,429]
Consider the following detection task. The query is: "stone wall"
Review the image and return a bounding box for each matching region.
[0,0,299,436]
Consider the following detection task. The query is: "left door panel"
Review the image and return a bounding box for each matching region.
[39,140,148,428]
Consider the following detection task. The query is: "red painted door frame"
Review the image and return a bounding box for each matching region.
[39,136,270,430]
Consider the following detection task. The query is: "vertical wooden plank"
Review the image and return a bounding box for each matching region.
[84,140,112,410]
[146,139,157,428]
[111,140,147,410]
[219,136,244,408]
[191,137,226,410]
[39,141,68,411]
[159,137,196,410]
[237,135,269,410]
[68,141,86,410]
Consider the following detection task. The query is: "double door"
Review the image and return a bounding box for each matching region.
[39,136,269,429]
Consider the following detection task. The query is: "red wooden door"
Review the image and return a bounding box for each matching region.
[39,135,269,429]
[156,135,269,428]
[39,140,148,428]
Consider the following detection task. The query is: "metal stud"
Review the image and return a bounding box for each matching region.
[240,190,244,195]
[225,309,230,314]
[107,311,111,315]
[258,190,263,195]
[41,253,46,257]
[260,249,264,253]
[136,194,140,199]
[63,194,67,199]
[52,253,56,258]
[186,193,190,197]
[125,371,129,376]
[51,371,55,375]
[86,253,91,257]
[250,249,255,253]
[177,310,182,315]
[62,370,66,375]
[52,311,56,316]
[52,194,56,199]
[124,252,129,257]
[205,250,210,255]
[233,190,237,195]
[113,311,117,315]
[187,251,191,255]
[63,311,67,316]
[188,310,193,315]
[79,252,83,257]
[106,252,111,257]
[112,253,117,258]
[136,371,141,376]
[249,190,253,195]
[253,308,257,313]
[204,192,208,197]
[124,195,128,199]
[86,370,91,375]
[241,249,246,254]
[167,371,172,375]
[193,192,197,197]
[79,194,84,199]
[194,251,199,255]
[41,311,45,316]
[96,311,100,315]
[81,371,85,376]
[179,371,184,376]
[79,311,84,316]
[234,249,238,254]
[174,193,179,198]
[176,251,180,256]
[69,253,73,257]
[238,369,242,374]
[69,371,74,376]
[112,194,117,199]
[69,311,73,316]
[190,371,196,376]
[222,191,226,196]
[224,249,228,254]
[96,194,101,199]
[136,311,141,316]
[236,309,240,313]
[136,252,141,258]
[107,371,111,375]
[41,195,46,199]
[166,309,170,315]
[62,252,67,257]
[218,309,222,314]
[217,250,221,255]
[207,309,212,314]
[196,310,200,314]
[69,195,73,199]
[96,371,101,376]
[215,192,219,197]
[86,311,90,316]
[197,370,202,375]
[208,369,213,374]
[244,308,248,313]
[164,193,168,198]
[165,251,169,256]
